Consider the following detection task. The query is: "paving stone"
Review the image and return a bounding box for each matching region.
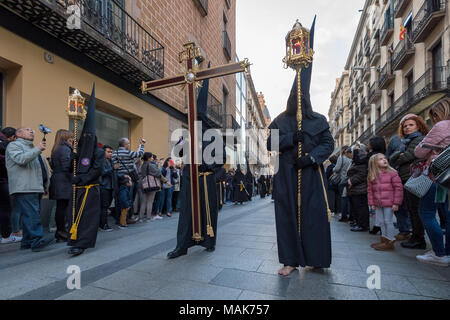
[375,290,440,300]
[150,279,242,300]
[238,290,285,300]
[286,279,378,300]
[407,277,450,299]
[57,285,113,300]
[239,248,280,260]
[210,269,290,297]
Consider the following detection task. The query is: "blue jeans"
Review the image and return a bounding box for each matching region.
[338,183,349,219]
[160,186,174,214]
[418,184,450,256]
[14,193,44,248]
[394,198,411,234]
[10,195,21,233]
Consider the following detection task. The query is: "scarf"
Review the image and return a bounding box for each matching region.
[399,131,422,152]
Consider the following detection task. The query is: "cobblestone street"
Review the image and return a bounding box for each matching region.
[0,197,449,300]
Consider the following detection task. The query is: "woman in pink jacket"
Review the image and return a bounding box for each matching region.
[367,153,403,251]
[414,97,450,267]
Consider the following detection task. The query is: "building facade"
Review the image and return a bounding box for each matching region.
[0,0,240,162]
[329,0,450,151]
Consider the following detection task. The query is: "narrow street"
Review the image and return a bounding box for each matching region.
[0,197,449,300]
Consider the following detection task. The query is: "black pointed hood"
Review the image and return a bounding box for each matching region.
[245,157,253,178]
[77,83,97,174]
[197,62,210,127]
[286,16,316,119]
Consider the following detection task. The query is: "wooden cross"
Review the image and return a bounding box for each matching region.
[142,42,249,242]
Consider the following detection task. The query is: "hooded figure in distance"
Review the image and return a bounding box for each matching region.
[267,17,335,275]
[68,84,105,257]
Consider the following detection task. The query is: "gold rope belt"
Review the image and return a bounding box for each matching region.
[199,172,214,237]
[69,184,99,240]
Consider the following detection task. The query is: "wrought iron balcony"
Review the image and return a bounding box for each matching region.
[378,61,395,89]
[357,77,364,93]
[370,40,381,66]
[376,66,449,135]
[355,109,360,122]
[223,30,232,61]
[413,0,446,43]
[380,15,394,46]
[363,64,370,81]
[368,82,381,103]
[0,0,165,85]
[394,0,411,18]
[223,114,240,131]
[206,92,223,129]
[392,39,415,71]
[360,98,368,114]
[364,34,370,56]
[193,0,208,17]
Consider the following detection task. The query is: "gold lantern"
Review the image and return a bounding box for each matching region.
[283,19,315,235]
[283,20,314,70]
[67,89,87,121]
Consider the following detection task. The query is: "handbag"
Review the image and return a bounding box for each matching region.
[141,164,161,193]
[404,166,433,198]
[430,144,450,184]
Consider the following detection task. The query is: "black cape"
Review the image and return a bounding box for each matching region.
[215,167,226,211]
[232,169,247,203]
[267,111,334,268]
[258,176,268,198]
[244,171,254,201]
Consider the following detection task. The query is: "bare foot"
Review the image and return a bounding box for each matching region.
[278,266,296,276]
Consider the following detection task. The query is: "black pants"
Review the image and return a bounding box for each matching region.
[0,182,12,238]
[349,194,369,229]
[55,199,69,233]
[100,188,113,227]
[404,189,424,241]
[172,191,180,212]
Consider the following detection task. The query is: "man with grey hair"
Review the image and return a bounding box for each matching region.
[112,137,146,222]
[5,127,53,252]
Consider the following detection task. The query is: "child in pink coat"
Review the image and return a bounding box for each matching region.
[367,153,404,251]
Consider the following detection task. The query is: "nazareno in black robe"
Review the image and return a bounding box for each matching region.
[232,168,247,203]
[175,138,226,250]
[214,167,226,211]
[244,171,254,201]
[258,175,267,198]
[267,111,334,268]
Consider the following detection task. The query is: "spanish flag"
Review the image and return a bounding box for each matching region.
[400,25,407,40]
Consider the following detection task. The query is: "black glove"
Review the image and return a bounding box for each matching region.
[294,156,314,170]
[71,176,82,185]
[292,130,304,144]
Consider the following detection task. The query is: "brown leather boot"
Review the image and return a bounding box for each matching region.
[120,210,128,227]
[371,236,386,249]
[375,239,395,251]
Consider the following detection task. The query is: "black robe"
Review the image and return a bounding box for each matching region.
[214,167,226,211]
[175,141,226,250]
[232,170,247,203]
[258,176,268,198]
[267,111,334,268]
[244,172,254,201]
[68,147,105,249]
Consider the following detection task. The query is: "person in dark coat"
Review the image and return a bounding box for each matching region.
[225,169,234,203]
[244,161,254,202]
[267,17,335,276]
[232,165,247,204]
[167,75,226,259]
[99,145,117,231]
[68,84,105,256]
[215,166,226,211]
[49,130,74,242]
[258,175,268,198]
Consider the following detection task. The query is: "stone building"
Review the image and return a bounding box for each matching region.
[329,0,449,150]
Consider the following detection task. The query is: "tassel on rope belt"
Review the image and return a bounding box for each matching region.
[199,172,214,237]
[69,184,99,240]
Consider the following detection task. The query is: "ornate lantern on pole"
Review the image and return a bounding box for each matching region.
[282,20,315,235]
[67,89,86,238]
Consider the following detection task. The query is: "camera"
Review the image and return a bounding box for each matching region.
[39,124,52,142]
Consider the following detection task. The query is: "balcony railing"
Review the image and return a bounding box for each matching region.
[355,109,360,121]
[413,0,446,43]
[193,0,208,16]
[206,92,223,128]
[223,30,232,61]
[223,114,240,130]
[370,40,381,66]
[368,82,381,103]
[357,77,364,93]
[392,39,415,71]
[380,15,394,46]
[360,98,368,113]
[358,125,374,144]
[394,0,411,18]
[378,61,395,89]
[376,66,449,134]
[362,64,370,81]
[0,0,165,84]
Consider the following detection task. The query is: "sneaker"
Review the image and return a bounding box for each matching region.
[1,237,14,244]
[11,235,23,242]
[153,215,163,220]
[118,225,128,230]
[100,225,113,232]
[416,252,449,267]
